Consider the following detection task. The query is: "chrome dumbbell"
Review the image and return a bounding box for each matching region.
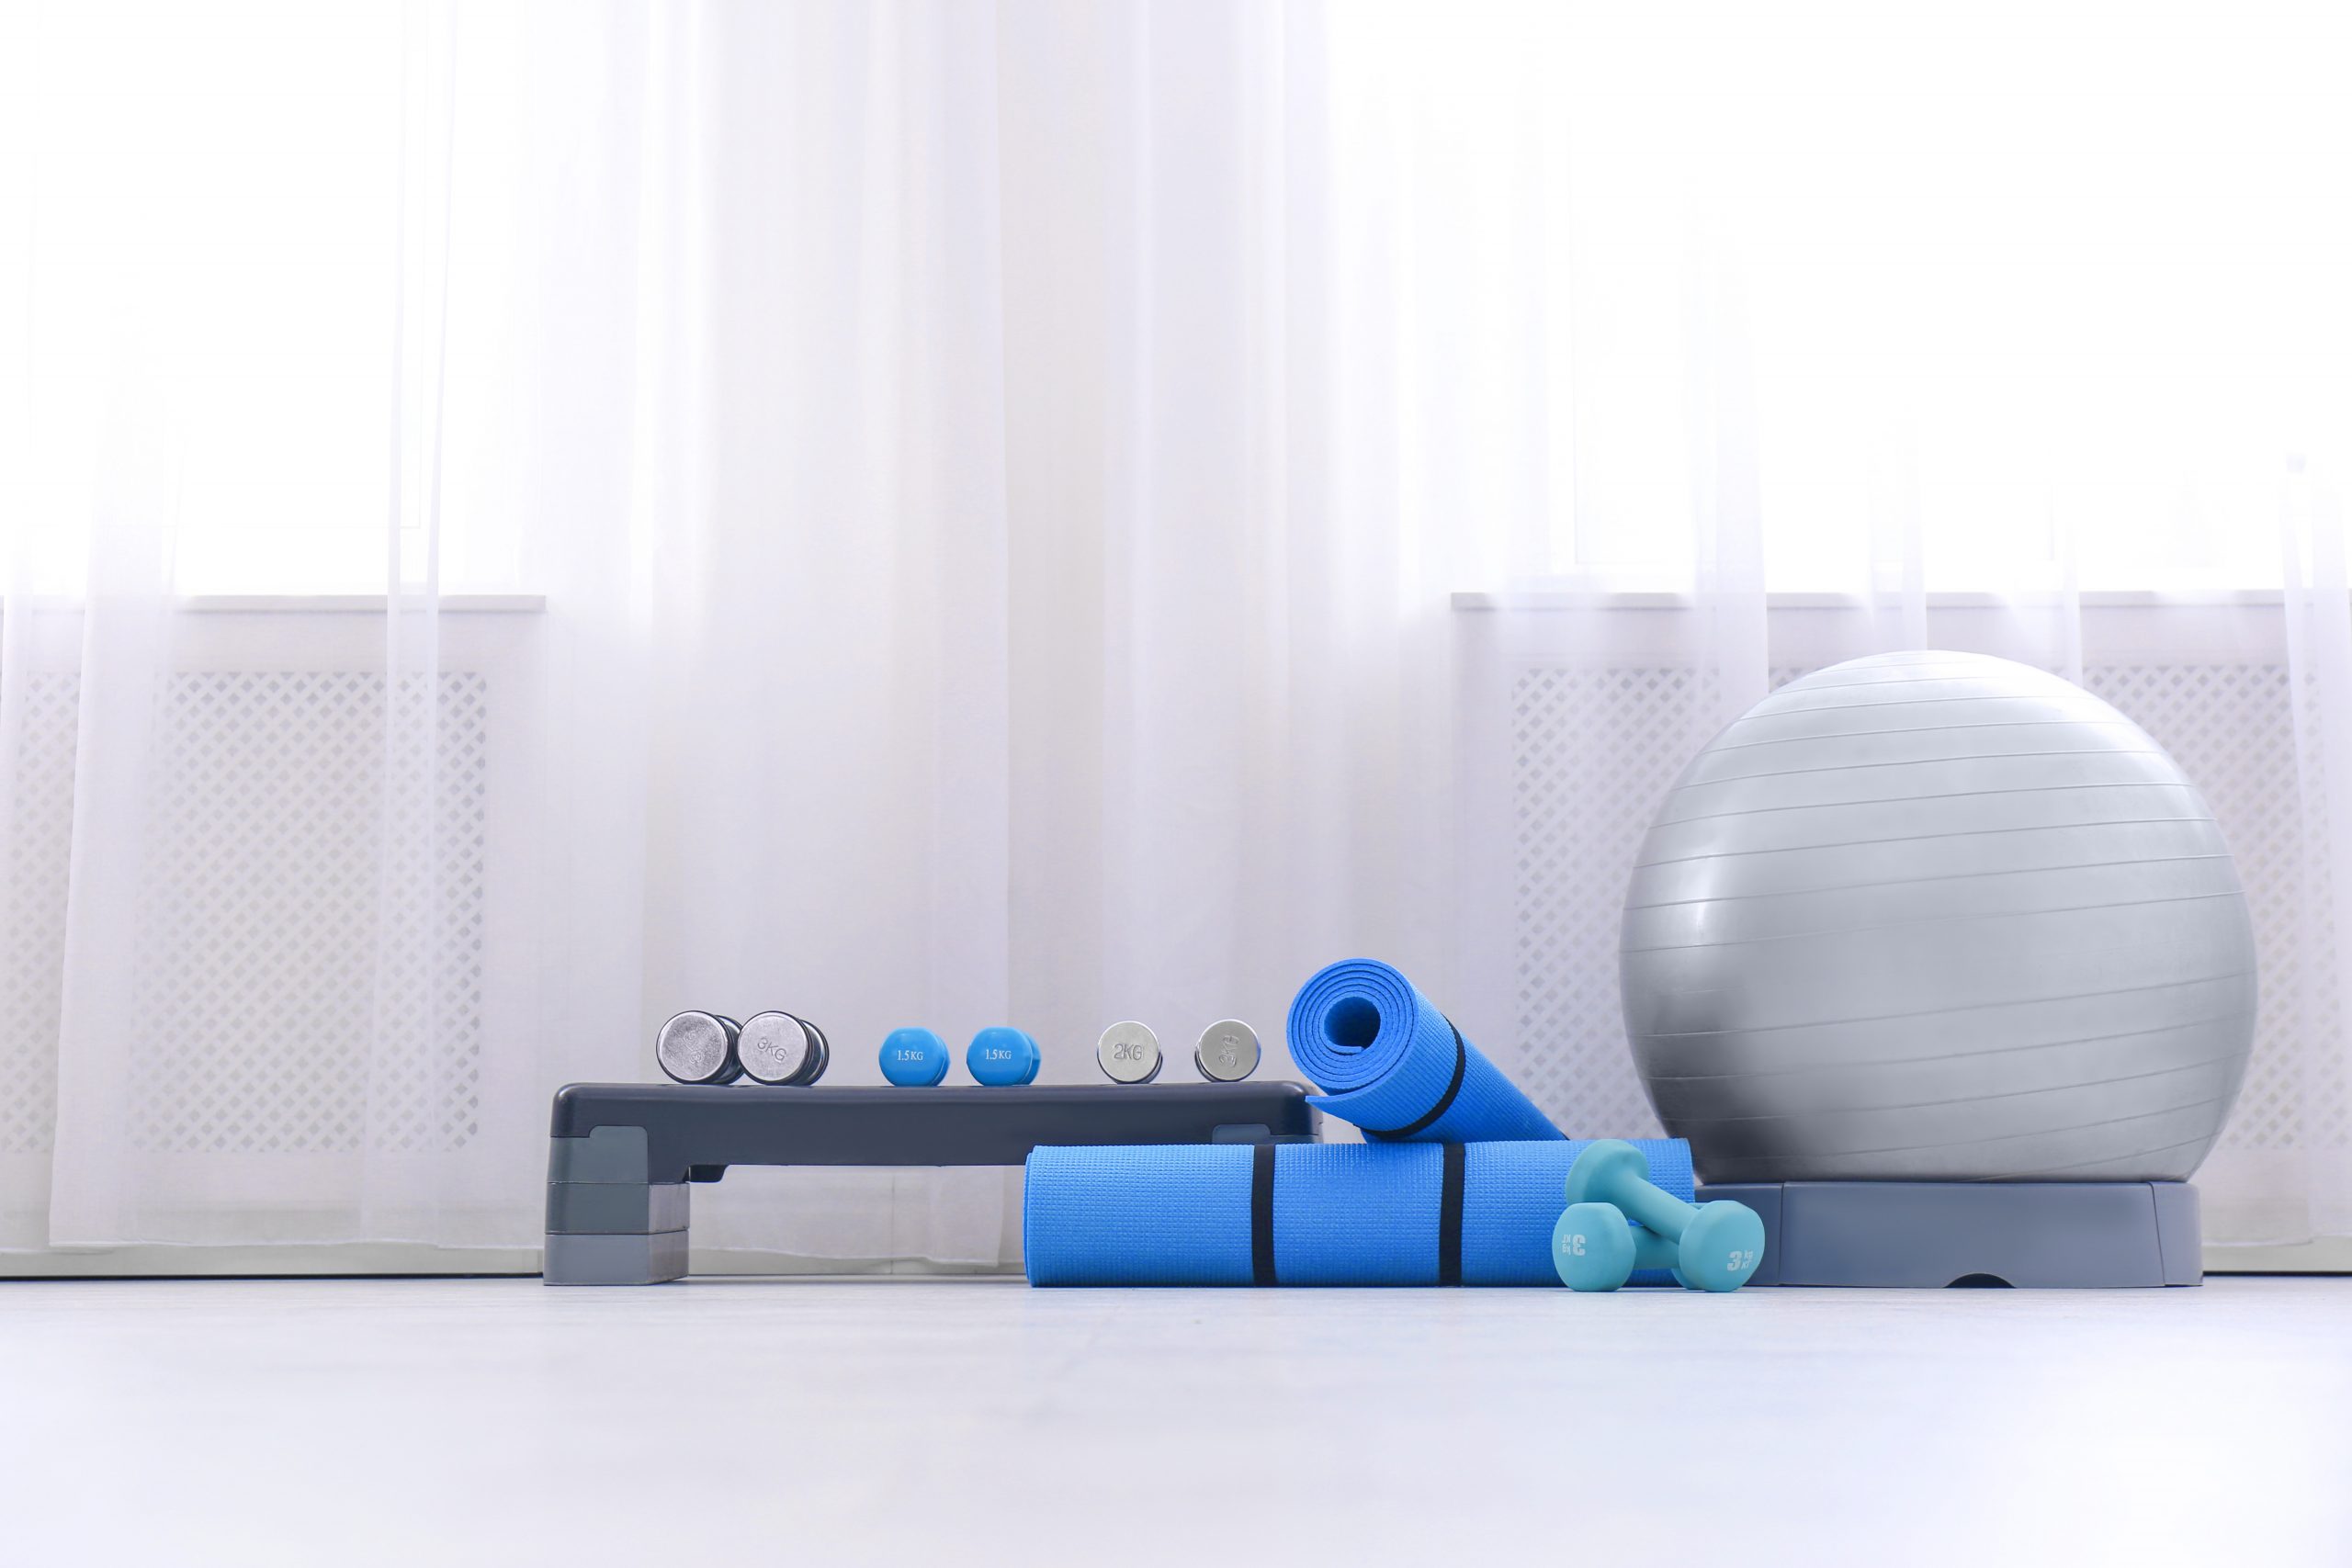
[1097,1021,1162,1084]
[738,1011,830,1086]
[1193,1020,1261,1082]
[655,1010,744,1085]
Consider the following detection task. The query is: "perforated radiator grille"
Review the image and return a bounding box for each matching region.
[1,673,78,1156]
[1,671,489,1156]
[1510,667,1700,1138]
[2083,665,2345,1158]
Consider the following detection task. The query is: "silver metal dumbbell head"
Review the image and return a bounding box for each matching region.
[1193,1020,1261,1082]
[738,1010,828,1086]
[655,1010,743,1085]
[1096,1020,1163,1084]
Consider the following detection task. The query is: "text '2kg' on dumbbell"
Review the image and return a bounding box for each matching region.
[1096,1021,1162,1084]
[1096,1020,1262,1083]
[1551,1139,1766,1293]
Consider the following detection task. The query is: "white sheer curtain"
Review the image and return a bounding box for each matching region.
[3,0,2348,1259]
[0,0,1494,1258]
[1448,0,2352,1249]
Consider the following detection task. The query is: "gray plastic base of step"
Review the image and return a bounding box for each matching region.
[1693,1180,2199,1289]
[543,1230,689,1286]
[546,1182,689,1235]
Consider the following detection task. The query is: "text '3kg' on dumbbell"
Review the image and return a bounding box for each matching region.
[1554,1140,1766,1293]
[739,1011,830,1085]
[658,1010,831,1086]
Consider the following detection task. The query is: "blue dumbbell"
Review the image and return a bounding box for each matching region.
[1562,1140,1765,1292]
[879,1027,951,1087]
[966,1026,1041,1086]
[1553,1201,1681,1292]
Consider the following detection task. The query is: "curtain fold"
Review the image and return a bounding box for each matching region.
[2269,469,2352,1243]
[2,0,2347,1258]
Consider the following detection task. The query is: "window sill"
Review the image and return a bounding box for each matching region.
[1453,588,2302,612]
[183,593,548,614]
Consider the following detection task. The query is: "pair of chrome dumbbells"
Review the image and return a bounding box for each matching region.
[1551,1140,1767,1293]
[1095,1020,1261,1084]
[655,1010,831,1087]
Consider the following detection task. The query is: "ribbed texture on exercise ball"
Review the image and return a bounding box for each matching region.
[1621,650,2257,1183]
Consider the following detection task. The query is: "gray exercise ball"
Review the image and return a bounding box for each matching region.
[1621,650,2256,1183]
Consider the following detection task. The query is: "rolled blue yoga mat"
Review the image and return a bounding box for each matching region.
[1286,958,1561,1143]
[1023,1138,1693,1287]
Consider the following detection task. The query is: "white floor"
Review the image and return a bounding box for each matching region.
[3,1277,2346,1567]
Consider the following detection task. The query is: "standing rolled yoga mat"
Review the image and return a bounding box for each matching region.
[1286,958,1561,1143]
[1023,1139,1693,1286]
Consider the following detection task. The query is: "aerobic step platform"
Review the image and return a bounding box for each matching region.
[544,1081,1322,1285]
[1696,1180,2201,1288]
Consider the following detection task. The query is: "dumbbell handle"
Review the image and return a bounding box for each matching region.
[1628,1225,1678,1273]
[1611,1173,1700,1242]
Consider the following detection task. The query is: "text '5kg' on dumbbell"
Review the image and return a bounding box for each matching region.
[1556,1139,1766,1292]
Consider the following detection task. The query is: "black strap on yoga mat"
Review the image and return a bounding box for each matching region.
[1437,1141,1466,1286]
[1250,1141,1278,1286]
[1247,1137,1464,1287]
[1363,1020,1469,1142]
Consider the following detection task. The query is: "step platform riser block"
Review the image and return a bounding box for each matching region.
[546,1181,690,1236]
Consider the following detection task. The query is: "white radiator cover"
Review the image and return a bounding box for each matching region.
[0,606,540,1252]
[1468,600,2351,1251]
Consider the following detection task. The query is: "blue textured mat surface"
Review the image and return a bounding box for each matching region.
[1024,1139,1693,1286]
[1286,958,1561,1142]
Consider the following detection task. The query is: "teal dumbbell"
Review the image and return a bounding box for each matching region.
[1553,1201,1680,1292]
[1562,1140,1765,1292]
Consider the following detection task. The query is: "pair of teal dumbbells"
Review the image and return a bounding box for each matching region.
[880,1025,1041,1087]
[1551,1140,1767,1293]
